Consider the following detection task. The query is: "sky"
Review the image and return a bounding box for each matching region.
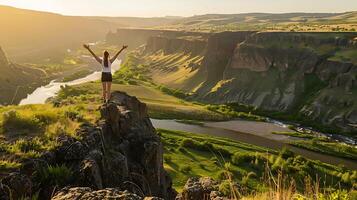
[0,0,357,17]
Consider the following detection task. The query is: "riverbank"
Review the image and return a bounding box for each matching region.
[152,119,357,170]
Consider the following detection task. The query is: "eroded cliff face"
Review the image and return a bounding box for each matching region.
[207,32,357,133]
[112,29,357,133]
[0,92,176,200]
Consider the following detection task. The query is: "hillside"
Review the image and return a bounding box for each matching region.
[106,29,357,135]
[0,46,46,105]
[0,92,355,199]
[1,6,356,62]
[0,6,180,62]
[162,12,357,32]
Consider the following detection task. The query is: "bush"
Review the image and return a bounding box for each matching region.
[2,110,41,132]
[179,165,192,173]
[279,147,295,159]
[231,152,256,164]
[180,139,232,157]
[64,109,83,121]
[35,164,72,187]
[10,138,43,153]
[219,180,239,197]
[157,85,187,99]
[241,171,257,186]
[180,138,196,148]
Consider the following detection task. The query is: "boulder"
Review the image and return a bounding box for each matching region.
[177,177,223,200]
[1,172,32,200]
[0,92,176,200]
[51,187,142,200]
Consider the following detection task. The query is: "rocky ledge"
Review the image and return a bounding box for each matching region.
[0,91,176,199]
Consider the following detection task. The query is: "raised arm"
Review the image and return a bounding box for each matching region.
[110,45,128,63]
[83,44,102,64]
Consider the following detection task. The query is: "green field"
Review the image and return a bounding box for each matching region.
[159,129,356,196]
[290,140,357,160]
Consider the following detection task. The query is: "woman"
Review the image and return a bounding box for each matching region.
[83,44,128,103]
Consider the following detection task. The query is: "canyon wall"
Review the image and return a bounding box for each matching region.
[109,29,357,134]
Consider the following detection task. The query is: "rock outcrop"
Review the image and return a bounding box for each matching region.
[51,187,150,200]
[176,177,227,200]
[0,92,176,199]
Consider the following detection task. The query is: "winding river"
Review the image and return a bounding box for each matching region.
[18,59,357,169]
[19,59,121,105]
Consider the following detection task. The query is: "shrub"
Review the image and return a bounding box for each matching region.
[180,139,232,157]
[10,138,43,153]
[218,180,239,198]
[241,171,257,186]
[33,110,58,125]
[179,165,191,173]
[180,138,196,148]
[65,109,83,121]
[2,110,41,132]
[231,152,256,165]
[35,164,72,187]
[279,147,295,159]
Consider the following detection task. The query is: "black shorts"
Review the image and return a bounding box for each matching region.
[101,72,112,82]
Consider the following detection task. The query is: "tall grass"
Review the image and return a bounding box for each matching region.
[215,152,355,200]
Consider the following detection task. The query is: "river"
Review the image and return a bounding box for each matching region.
[19,59,121,105]
[17,59,357,169]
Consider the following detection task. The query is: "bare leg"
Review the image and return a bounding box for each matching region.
[102,82,106,101]
[106,82,112,101]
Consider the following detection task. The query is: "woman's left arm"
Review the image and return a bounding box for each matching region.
[110,45,128,63]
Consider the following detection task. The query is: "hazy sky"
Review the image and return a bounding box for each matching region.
[0,0,357,17]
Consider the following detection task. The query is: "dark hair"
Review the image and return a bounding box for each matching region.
[103,51,109,67]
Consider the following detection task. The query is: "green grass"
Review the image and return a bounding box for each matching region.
[175,119,204,126]
[290,140,357,160]
[53,83,226,121]
[159,129,356,193]
[271,131,316,139]
[0,160,21,170]
[35,164,73,187]
[0,102,100,167]
[329,49,357,64]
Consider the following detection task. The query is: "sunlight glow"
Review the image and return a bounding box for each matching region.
[0,0,356,17]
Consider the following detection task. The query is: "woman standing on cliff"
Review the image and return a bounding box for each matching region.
[83,44,128,103]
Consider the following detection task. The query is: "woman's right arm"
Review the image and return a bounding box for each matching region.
[83,44,102,64]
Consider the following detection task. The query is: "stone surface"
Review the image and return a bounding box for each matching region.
[177,177,224,200]
[1,172,32,200]
[52,187,142,200]
[0,92,176,200]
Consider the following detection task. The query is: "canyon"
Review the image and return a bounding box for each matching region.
[107,29,357,134]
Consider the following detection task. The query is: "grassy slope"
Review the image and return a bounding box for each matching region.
[0,86,355,197]
[159,129,356,194]
[55,82,225,121]
[0,103,99,172]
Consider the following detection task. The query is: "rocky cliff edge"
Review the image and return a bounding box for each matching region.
[0,91,176,200]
